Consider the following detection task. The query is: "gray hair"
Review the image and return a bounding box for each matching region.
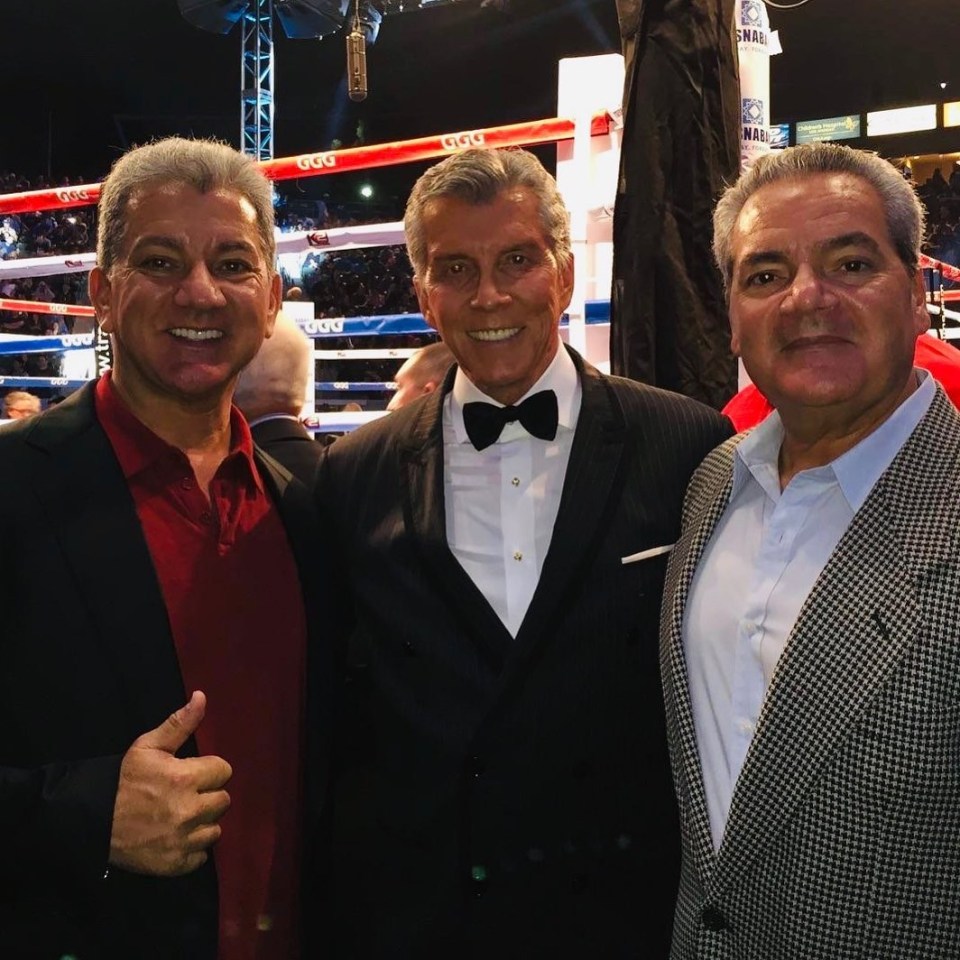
[403,147,571,275]
[96,137,277,273]
[713,142,925,292]
[234,312,311,420]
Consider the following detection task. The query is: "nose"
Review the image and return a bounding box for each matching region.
[173,262,227,309]
[470,266,511,311]
[782,263,832,313]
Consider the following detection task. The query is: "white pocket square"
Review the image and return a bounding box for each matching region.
[620,544,675,565]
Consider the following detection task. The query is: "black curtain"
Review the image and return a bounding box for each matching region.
[610,0,740,409]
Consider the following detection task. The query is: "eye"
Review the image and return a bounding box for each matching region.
[839,258,870,274]
[138,255,175,272]
[744,270,779,288]
[218,259,256,276]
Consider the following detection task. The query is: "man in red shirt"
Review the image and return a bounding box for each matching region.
[0,138,328,959]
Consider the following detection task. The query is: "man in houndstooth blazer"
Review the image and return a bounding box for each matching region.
[661,142,960,959]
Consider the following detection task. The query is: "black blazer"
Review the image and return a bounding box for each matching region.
[251,416,325,485]
[0,382,331,959]
[316,347,733,958]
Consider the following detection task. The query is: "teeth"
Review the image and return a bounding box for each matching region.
[170,328,224,341]
[469,327,520,342]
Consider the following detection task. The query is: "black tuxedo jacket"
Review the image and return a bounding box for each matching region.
[251,415,324,485]
[316,348,733,958]
[0,382,331,959]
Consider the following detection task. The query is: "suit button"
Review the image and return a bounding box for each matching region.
[469,755,485,777]
[701,905,729,932]
[570,873,588,894]
[470,864,488,896]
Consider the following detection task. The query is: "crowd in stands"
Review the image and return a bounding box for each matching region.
[0,170,429,412]
[916,163,960,285]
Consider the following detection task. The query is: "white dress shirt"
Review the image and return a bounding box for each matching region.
[443,341,582,637]
[684,372,934,850]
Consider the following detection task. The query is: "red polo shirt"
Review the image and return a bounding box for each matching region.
[95,373,307,960]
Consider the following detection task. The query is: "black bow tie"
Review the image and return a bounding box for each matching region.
[462,390,559,451]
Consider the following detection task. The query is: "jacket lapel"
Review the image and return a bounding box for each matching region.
[401,370,514,672]
[506,352,628,669]
[707,390,960,898]
[661,444,736,881]
[24,385,186,733]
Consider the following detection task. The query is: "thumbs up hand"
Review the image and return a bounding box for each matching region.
[108,691,232,876]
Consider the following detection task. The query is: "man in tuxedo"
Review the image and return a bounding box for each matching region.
[0,137,328,959]
[316,147,732,957]
[662,142,960,957]
[235,310,324,483]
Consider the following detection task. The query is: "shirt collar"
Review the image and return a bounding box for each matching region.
[733,370,935,510]
[94,371,263,491]
[448,338,581,445]
[246,413,301,429]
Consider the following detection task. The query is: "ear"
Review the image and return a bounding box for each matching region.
[88,267,114,333]
[413,275,439,333]
[911,269,929,337]
[264,272,282,339]
[558,253,575,313]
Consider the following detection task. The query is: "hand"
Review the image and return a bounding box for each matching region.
[109,690,232,877]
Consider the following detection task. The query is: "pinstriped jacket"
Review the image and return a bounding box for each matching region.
[317,345,733,957]
[661,385,960,960]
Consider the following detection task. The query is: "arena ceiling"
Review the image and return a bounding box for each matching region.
[4,0,960,183]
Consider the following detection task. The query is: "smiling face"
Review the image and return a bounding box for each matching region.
[728,172,928,435]
[89,182,280,419]
[412,188,573,406]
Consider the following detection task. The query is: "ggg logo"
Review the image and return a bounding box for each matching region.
[296,153,338,171]
[49,303,69,314]
[61,333,94,348]
[440,131,486,151]
[50,378,69,387]
[55,187,91,204]
[302,318,345,336]
[64,259,85,268]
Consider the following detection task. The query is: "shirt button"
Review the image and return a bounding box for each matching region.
[513,551,523,562]
[470,864,488,896]
[180,477,193,490]
[511,476,520,486]
[737,718,755,736]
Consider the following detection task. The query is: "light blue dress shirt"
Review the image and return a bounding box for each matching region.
[683,372,934,850]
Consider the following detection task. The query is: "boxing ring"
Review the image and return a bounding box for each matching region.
[0,54,627,431]
[2,52,960,430]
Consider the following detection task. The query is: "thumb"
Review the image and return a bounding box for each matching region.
[136,690,207,755]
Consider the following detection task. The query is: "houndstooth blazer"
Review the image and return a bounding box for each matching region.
[660,385,960,960]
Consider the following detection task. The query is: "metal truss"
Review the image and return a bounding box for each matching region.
[241,0,275,159]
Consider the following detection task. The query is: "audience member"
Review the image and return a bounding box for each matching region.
[662,142,960,955]
[2,389,41,419]
[316,146,732,956]
[385,340,454,411]
[0,137,329,959]
[234,310,323,483]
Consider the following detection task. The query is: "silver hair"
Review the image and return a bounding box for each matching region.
[233,312,311,419]
[713,142,925,292]
[403,147,571,275]
[96,137,277,273]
